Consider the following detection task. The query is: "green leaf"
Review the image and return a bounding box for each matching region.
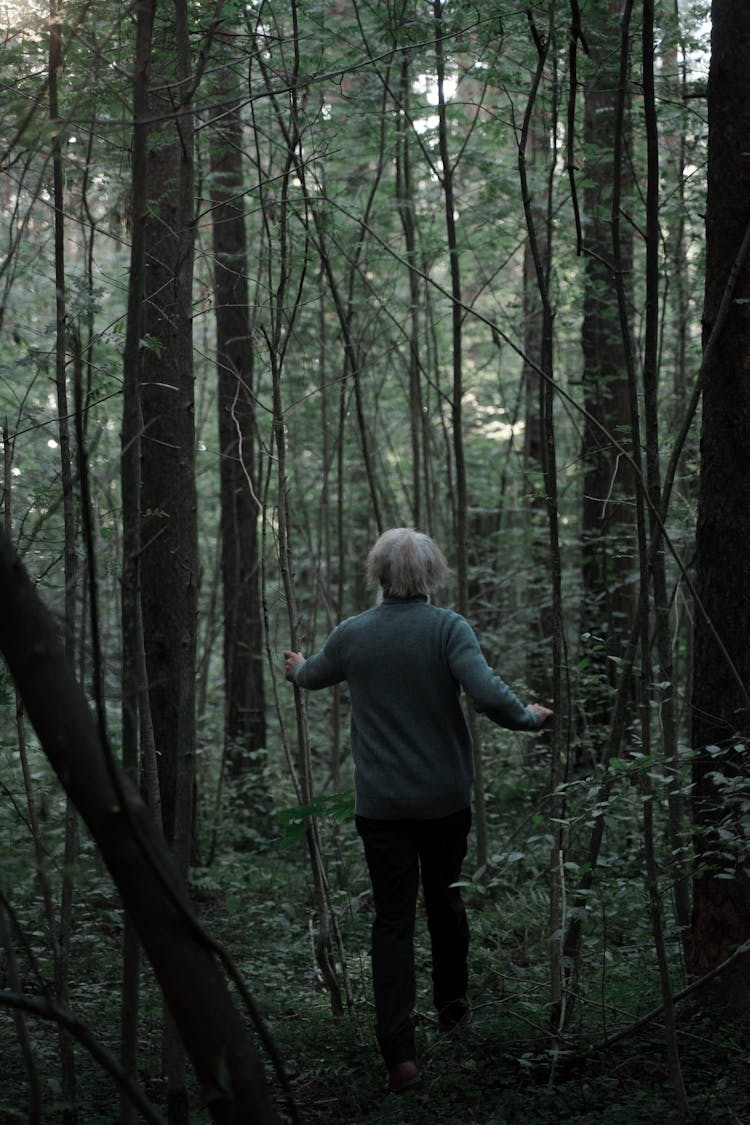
[277,790,355,847]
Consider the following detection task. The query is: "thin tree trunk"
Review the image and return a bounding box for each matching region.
[611,7,688,1107]
[119,2,157,1117]
[433,1,489,871]
[255,0,350,1019]
[518,8,565,1022]
[636,22,687,1102]
[521,119,553,704]
[433,0,467,610]
[49,3,78,1113]
[396,53,427,530]
[640,0,691,960]
[317,278,344,782]
[160,5,197,1112]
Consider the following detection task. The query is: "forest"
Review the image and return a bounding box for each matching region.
[1,0,749,1121]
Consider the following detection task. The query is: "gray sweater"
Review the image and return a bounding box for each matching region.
[292,595,541,819]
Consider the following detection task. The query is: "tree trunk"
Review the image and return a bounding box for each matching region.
[210,33,267,798]
[691,0,750,1008]
[517,7,565,1025]
[579,0,637,744]
[2,427,41,1124]
[139,2,198,862]
[395,53,429,531]
[119,1,157,1118]
[640,0,691,958]
[636,7,688,1106]
[138,3,198,1114]
[433,1,490,872]
[521,117,553,706]
[49,3,79,1112]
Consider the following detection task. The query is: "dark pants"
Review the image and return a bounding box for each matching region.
[356,807,471,1066]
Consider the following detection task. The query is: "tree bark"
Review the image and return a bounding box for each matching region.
[521,115,553,707]
[640,0,691,958]
[432,1,491,873]
[139,2,198,862]
[49,3,79,1111]
[517,7,565,1024]
[691,0,750,1006]
[395,53,430,531]
[578,0,637,741]
[210,34,267,792]
[137,4,199,1113]
[119,1,157,1118]
[2,427,41,1124]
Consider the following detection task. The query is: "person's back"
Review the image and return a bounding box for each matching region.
[293,592,539,818]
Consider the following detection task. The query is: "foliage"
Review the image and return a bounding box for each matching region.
[2,774,747,1121]
[277,790,356,847]
[0,0,743,1120]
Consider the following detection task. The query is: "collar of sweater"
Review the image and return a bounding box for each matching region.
[381,593,429,604]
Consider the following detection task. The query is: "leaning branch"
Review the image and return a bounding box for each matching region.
[0,528,281,1125]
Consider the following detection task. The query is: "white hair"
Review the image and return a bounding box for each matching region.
[366,527,448,598]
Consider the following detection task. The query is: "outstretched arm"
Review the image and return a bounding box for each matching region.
[447,616,552,731]
[283,626,345,689]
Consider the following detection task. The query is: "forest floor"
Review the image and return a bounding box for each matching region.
[2,798,749,1123]
[197,816,749,1125]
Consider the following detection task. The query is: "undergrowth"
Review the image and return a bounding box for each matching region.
[0,746,748,1122]
[196,808,748,1125]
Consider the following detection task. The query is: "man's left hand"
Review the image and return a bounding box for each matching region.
[284,650,306,681]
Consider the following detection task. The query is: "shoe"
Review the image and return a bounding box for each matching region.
[387,1059,422,1093]
[437,998,470,1033]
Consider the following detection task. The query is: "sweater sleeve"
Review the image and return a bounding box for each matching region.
[446,615,541,732]
[292,624,346,690]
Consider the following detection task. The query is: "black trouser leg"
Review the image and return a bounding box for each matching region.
[416,808,471,1017]
[356,816,420,1066]
[356,808,472,1064]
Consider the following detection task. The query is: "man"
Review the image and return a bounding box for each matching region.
[284,527,553,1093]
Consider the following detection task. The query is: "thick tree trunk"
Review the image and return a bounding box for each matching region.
[579,0,637,741]
[0,529,280,1124]
[139,3,198,861]
[2,429,41,1123]
[137,5,198,1114]
[210,35,267,792]
[691,0,750,1006]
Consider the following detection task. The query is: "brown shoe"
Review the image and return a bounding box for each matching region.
[387,1059,421,1093]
